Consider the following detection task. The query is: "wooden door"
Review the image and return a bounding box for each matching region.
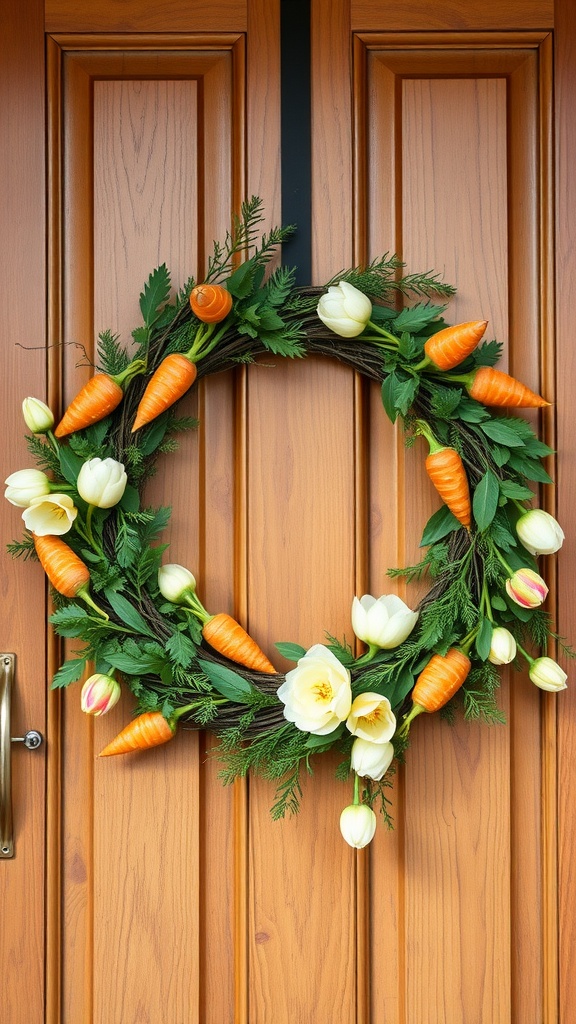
[1,1,575,1022]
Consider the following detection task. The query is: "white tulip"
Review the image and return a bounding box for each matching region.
[351,738,394,780]
[529,657,567,692]
[351,593,418,650]
[22,397,54,434]
[317,281,372,338]
[488,627,517,666]
[346,691,396,743]
[22,493,77,536]
[4,468,51,507]
[77,457,127,509]
[158,563,197,603]
[516,509,565,555]
[277,644,352,735]
[339,802,377,849]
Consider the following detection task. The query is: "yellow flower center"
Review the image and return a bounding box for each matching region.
[362,706,384,725]
[312,680,333,704]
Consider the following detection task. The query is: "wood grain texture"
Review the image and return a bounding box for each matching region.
[555,2,576,1022]
[46,0,246,33]
[0,2,47,1022]
[353,29,554,1023]
[351,0,553,30]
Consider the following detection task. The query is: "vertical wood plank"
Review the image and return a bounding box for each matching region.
[0,3,47,1024]
[555,1,576,1022]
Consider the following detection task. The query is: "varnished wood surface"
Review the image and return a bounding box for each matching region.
[0,0,571,1022]
[0,3,47,1023]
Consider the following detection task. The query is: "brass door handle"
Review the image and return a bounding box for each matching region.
[0,654,43,859]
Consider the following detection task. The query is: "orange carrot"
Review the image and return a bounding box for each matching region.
[33,534,90,597]
[425,446,471,529]
[131,353,197,432]
[99,711,175,756]
[400,648,471,735]
[424,320,488,370]
[190,283,233,323]
[55,359,145,438]
[468,366,549,408]
[202,612,276,674]
[55,374,123,438]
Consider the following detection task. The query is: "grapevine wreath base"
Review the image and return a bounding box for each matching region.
[6,198,569,848]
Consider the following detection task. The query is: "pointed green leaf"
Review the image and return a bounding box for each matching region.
[473,470,500,531]
[198,659,253,703]
[420,504,461,547]
[275,642,307,662]
[104,588,156,637]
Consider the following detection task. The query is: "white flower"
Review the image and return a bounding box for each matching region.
[529,657,567,692]
[22,493,78,535]
[317,281,372,338]
[277,643,352,735]
[22,397,54,434]
[351,738,394,780]
[346,691,396,743]
[4,468,51,507]
[339,802,377,848]
[488,627,517,666]
[158,563,197,603]
[516,509,565,555]
[351,593,418,649]
[77,457,127,509]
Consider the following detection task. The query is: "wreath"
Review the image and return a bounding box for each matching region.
[5,197,569,849]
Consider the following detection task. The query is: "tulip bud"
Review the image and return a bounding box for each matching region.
[516,509,565,556]
[80,673,121,716]
[4,468,51,507]
[488,627,517,666]
[22,397,55,434]
[350,738,394,781]
[351,593,418,650]
[339,801,377,849]
[317,281,372,338]
[158,563,197,603]
[505,568,548,608]
[529,657,567,692]
[77,457,127,509]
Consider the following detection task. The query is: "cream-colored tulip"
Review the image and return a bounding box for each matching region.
[516,509,564,556]
[22,493,77,536]
[351,593,418,649]
[22,397,54,434]
[317,281,372,338]
[339,802,377,848]
[529,656,567,692]
[346,691,396,743]
[158,563,197,603]
[350,738,394,780]
[488,627,517,666]
[277,644,352,735]
[4,468,51,507]
[77,457,127,509]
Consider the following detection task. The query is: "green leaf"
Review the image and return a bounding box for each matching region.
[507,453,553,484]
[275,642,307,662]
[138,413,171,456]
[475,617,493,661]
[104,588,156,637]
[118,484,140,513]
[305,723,345,749]
[457,399,490,423]
[49,603,89,637]
[420,504,461,547]
[51,656,88,689]
[473,470,500,531]
[490,594,507,611]
[58,445,84,485]
[165,631,196,669]
[392,302,446,334]
[139,264,171,327]
[198,659,253,703]
[381,373,400,423]
[499,480,535,501]
[226,259,257,299]
[480,420,526,447]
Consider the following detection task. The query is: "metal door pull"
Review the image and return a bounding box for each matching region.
[0,654,43,859]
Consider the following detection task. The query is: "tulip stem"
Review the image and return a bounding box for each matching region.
[180,590,211,623]
[365,321,401,346]
[353,772,361,805]
[354,644,379,666]
[47,430,60,453]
